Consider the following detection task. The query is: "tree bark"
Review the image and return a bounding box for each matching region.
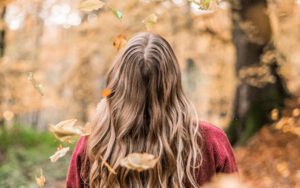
[0,6,5,56]
[0,6,6,126]
[226,0,290,145]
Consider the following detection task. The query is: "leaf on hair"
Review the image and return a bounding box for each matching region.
[119,153,159,172]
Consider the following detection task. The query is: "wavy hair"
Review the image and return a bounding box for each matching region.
[84,32,202,188]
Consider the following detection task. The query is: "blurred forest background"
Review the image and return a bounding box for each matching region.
[0,0,300,187]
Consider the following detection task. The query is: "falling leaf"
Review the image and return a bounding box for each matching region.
[142,14,158,30]
[79,0,105,12]
[110,8,123,20]
[49,119,89,142]
[189,0,212,10]
[119,153,159,172]
[102,88,112,97]
[35,169,46,187]
[113,34,127,51]
[27,72,44,96]
[3,110,14,121]
[49,147,70,162]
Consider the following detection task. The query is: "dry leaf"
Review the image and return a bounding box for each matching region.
[49,147,70,162]
[119,153,159,172]
[27,72,44,96]
[49,119,82,142]
[35,169,46,187]
[79,0,105,12]
[3,110,14,121]
[49,119,91,142]
[102,88,112,97]
[142,14,158,30]
[113,34,127,51]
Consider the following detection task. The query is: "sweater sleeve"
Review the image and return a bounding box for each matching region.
[66,136,87,188]
[200,122,238,174]
[213,128,238,173]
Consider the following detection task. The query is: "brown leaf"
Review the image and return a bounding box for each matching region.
[49,147,70,162]
[119,153,159,172]
[113,34,127,51]
[79,0,105,12]
[35,169,46,187]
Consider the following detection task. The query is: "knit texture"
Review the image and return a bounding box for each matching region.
[66,122,238,187]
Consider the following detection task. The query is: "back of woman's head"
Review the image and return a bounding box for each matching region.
[86,32,202,188]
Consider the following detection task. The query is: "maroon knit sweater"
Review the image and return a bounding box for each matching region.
[66,122,238,187]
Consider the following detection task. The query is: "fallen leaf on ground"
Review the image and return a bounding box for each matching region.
[35,169,46,187]
[49,147,70,162]
[119,153,159,172]
[79,0,105,12]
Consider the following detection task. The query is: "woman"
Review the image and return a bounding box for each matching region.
[66,32,237,188]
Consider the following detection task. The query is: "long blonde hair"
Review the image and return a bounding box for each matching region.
[84,32,202,187]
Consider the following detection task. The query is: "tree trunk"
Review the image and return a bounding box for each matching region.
[0,6,6,126]
[226,0,290,145]
[0,7,5,57]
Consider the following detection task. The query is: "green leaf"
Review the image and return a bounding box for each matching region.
[112,9,123,20]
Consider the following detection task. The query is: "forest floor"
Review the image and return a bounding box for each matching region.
[235,95,300,188]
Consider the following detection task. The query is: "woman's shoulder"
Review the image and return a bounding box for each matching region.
[198,121,238,173]
[198,121,228,141]
[72,136,88,157]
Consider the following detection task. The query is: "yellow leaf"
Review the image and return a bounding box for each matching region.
[3,110,14,121]
[142,14,158,30]
[79,0,105,12]
[113,34,127,51]
[49,147,70,162]
[49,119,82,142]
[35,169,46,187]
[27,72,44,96]
[119,153,159,172]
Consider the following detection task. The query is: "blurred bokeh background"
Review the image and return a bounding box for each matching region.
[0,0,300,187]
